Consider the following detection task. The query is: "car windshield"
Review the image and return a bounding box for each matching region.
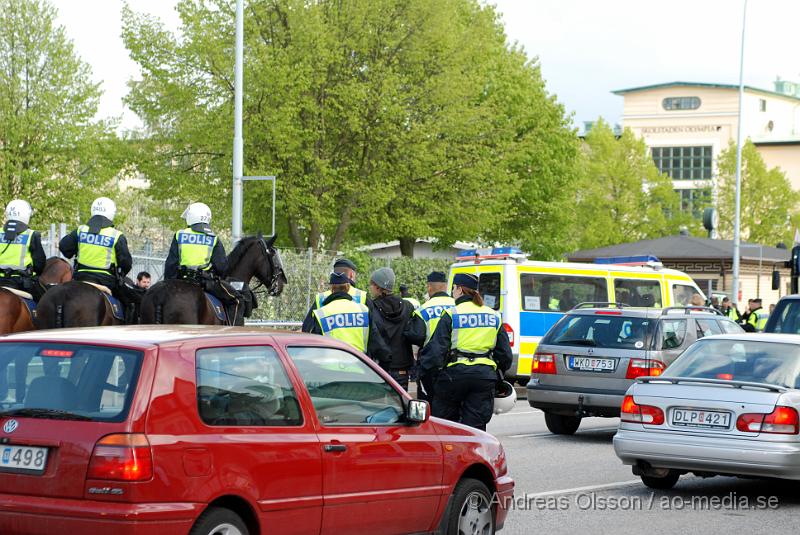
[665,339,800,389]
[542,314,655,350]
[0,343,143,422]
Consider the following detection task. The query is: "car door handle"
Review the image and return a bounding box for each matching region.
[323,443,347,453]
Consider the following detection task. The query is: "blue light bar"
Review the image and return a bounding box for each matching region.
[491,247,523,255]
[594,255,661,264]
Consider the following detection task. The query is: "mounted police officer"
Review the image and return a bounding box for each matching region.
[163,202,246,326]
[418,273,512,431]
[59,197,136,319]
[0,200,46,301]
[301,258,370,332]
[304,271,390,364]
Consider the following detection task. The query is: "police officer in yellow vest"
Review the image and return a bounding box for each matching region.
[59,197,135,312]
[164,202,247,326]
[0,200,46,301]
[301,258,370,332]
[418,273,512,431]
[304,271,390,363]
[744,298,769,332]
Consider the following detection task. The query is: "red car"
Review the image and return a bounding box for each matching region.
[0,326,513,535]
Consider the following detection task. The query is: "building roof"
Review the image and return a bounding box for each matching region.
[567,235,790,264]
[612,81,800,103]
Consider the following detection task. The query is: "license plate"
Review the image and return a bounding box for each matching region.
[568,356,615,372]
[0,445,48,474]
[671,408,731,429]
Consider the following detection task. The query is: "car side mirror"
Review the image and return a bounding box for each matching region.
[772,270,781,291]
[406,399,430,423]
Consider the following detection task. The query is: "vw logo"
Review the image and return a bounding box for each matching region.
[3,419,18,434]
[587,348,594,355]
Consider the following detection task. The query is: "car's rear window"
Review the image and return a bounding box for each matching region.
[0,343,142,422]
[542,314,655,350]
[766,300,800,334]
[666,339,800,388]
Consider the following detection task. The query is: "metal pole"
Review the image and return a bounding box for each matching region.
[232,0,244,244]
[306,247,313,311]
[272,177,276,238]
[731,0,747,307]
[757,245,762,297]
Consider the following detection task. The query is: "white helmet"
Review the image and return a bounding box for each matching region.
[182,202,212,226]
[5,199,32,225]
[91,197,117,221]
[493,381,517,415]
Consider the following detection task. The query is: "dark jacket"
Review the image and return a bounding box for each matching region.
[371,293,416,370]
[418,295,513,381]
[59,215,132,277]
[304,292,391,366]
[2,221,46,275]
[164,224,228,279]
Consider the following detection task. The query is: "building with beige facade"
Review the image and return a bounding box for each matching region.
[612,81,800,214]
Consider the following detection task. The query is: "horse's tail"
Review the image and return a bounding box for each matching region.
[155,304,162,324]
[56,304,64,329]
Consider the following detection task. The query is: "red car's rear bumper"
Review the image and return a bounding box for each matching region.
[0,493,201,535]
[494,475,515,529]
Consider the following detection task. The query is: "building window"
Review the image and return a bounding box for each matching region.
[652,146,712,180]
[662,97,701,111]
[678,188,711,217]
[759,99,767,112]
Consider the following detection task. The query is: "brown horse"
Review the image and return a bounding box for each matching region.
[0,257,74,335]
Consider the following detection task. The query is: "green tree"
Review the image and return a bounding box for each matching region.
[0,0,121,226]
[716,139,800,244]
[574,119,688,249]
[122,0,576,254]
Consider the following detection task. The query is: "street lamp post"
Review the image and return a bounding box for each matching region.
[731,0,748,306]
[232,0,244,244]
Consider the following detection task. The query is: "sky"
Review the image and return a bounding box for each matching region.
[51,0,800,131]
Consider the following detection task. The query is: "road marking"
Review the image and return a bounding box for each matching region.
[508,426,618,438]
[523,479,642,498]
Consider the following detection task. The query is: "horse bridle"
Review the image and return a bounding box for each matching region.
[250,238,286,297]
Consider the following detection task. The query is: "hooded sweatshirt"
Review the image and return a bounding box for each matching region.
[371,293,415,369]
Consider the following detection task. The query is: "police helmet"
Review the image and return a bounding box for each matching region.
[182,202,212,226]
[493,380,517,415]
[5,199,32,225]
[91,197,117,221]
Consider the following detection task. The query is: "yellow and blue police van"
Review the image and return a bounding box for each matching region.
[448,248,705,384]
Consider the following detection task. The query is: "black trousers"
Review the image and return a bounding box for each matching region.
[0,276,45,301]
[388,368,410,391]
[432,367,496,431]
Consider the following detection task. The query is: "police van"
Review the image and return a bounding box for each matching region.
[448,248,705,383]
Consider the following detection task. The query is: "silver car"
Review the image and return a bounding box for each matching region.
[614,334,800,489]
[527,305,743,435]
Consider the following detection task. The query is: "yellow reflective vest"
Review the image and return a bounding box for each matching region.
[314,298,370,352]
[747,308,769,332]
[176,228,217,270]
[0,229,34,272]
[316,286,368,309]
[445,301,501,368]
[76,225,120,273]
[415,294,456,345]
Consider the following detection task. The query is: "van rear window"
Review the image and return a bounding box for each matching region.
[520,274,608,312]
[614,279,662,307]
[0,343,142,422]
[478,273,501,310]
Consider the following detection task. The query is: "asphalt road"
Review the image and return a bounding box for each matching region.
[488,401,800,535]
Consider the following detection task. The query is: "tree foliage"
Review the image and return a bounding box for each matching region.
[0,0,121,226]
[573,119,689,250]
[122,0,577,254]
[716,139,799,244]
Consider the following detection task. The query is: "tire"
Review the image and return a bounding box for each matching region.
[641,470,680,490]
[442,478,495,535]
[189,507,249,535]
[544,412,581,435]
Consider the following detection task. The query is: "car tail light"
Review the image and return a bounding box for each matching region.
[595,310,622,315]
[736,406,799,434]
[502,323,514,347]
[87,434,153,481]
[532,352,557,374]
[620,395,664,425]
[716,373,734,380]
[625,359,665,379]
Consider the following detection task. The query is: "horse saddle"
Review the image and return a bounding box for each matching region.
[76,281,124,321]
[205,292,227,323]
[0,287,36,318]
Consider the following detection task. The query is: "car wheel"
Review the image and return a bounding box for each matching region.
[641,470,680,490]
[189,507,249,535]
[442,478,495,535]
[544,412,581,435]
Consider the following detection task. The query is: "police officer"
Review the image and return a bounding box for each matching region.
[164,202,246,326]
[409,271,455,399]
[744,298,769,332]
[302,258,369,332]
[720,297,740,322]
[399,284,420,310]
[59,197,135,315]
[304,271,390,364]
[418,273,512,431]
[0,200,46,301]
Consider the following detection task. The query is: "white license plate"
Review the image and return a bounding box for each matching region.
[568,357,615,372]
[0,445,48,474]
[671,409,731,429]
